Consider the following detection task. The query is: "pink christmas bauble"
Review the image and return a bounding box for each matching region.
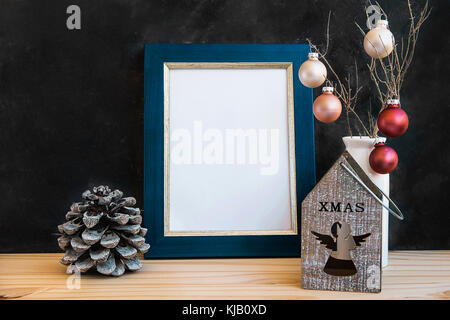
[313,87,342,123]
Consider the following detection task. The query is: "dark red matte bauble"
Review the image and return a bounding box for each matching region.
[369,142,398,174]
[377,104,409,138]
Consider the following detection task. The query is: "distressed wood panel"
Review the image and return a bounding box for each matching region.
[301,152,383,293]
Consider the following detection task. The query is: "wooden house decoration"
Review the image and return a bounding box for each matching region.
[301,151,383,293]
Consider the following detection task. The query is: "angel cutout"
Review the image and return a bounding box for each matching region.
[311,221,371,276]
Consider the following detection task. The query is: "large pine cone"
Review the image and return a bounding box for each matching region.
[57,185,150,276]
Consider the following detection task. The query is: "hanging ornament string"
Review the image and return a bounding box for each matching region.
[340,161,404,220]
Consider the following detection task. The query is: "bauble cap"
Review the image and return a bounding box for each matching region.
[376,19,389,28]
[308,52,319,60]
[322,86,334,93]
[387,99,400,105]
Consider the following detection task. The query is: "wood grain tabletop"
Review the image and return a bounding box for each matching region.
[0,251,449,300]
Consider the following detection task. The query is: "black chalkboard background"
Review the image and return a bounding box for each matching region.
[0,0,448,252]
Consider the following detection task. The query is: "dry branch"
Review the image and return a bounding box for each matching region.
[309,0,430,138]
[361,0,431,136]
[307,11,370,137]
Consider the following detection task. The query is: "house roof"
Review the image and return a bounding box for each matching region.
[303,151,383,202]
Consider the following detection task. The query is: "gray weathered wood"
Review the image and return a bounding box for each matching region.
[301,151,382,293]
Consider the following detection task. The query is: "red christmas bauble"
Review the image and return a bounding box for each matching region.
[377,102,409,138]
[369,142,398,174]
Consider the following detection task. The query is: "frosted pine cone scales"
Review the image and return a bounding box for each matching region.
[57,186,150,276]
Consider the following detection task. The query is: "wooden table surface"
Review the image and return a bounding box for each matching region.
[0,251,449,300]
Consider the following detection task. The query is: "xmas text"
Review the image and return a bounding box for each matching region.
[318,201,365,213]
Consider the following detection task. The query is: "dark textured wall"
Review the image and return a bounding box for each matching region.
[0,0,448,252]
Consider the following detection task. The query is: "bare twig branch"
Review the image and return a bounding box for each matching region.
[366,0,431,136]
[306,0,430,138]
[323,11,332,56]
[307,12,371,136]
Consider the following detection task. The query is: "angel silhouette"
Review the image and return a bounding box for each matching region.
[311,221,371,276]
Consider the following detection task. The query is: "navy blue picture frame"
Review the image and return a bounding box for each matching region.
[144,44,315,258]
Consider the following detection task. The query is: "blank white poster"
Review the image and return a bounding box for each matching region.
[166,65,295,235]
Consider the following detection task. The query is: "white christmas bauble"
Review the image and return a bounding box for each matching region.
[298,52,327,88]
[364,20,395,59]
